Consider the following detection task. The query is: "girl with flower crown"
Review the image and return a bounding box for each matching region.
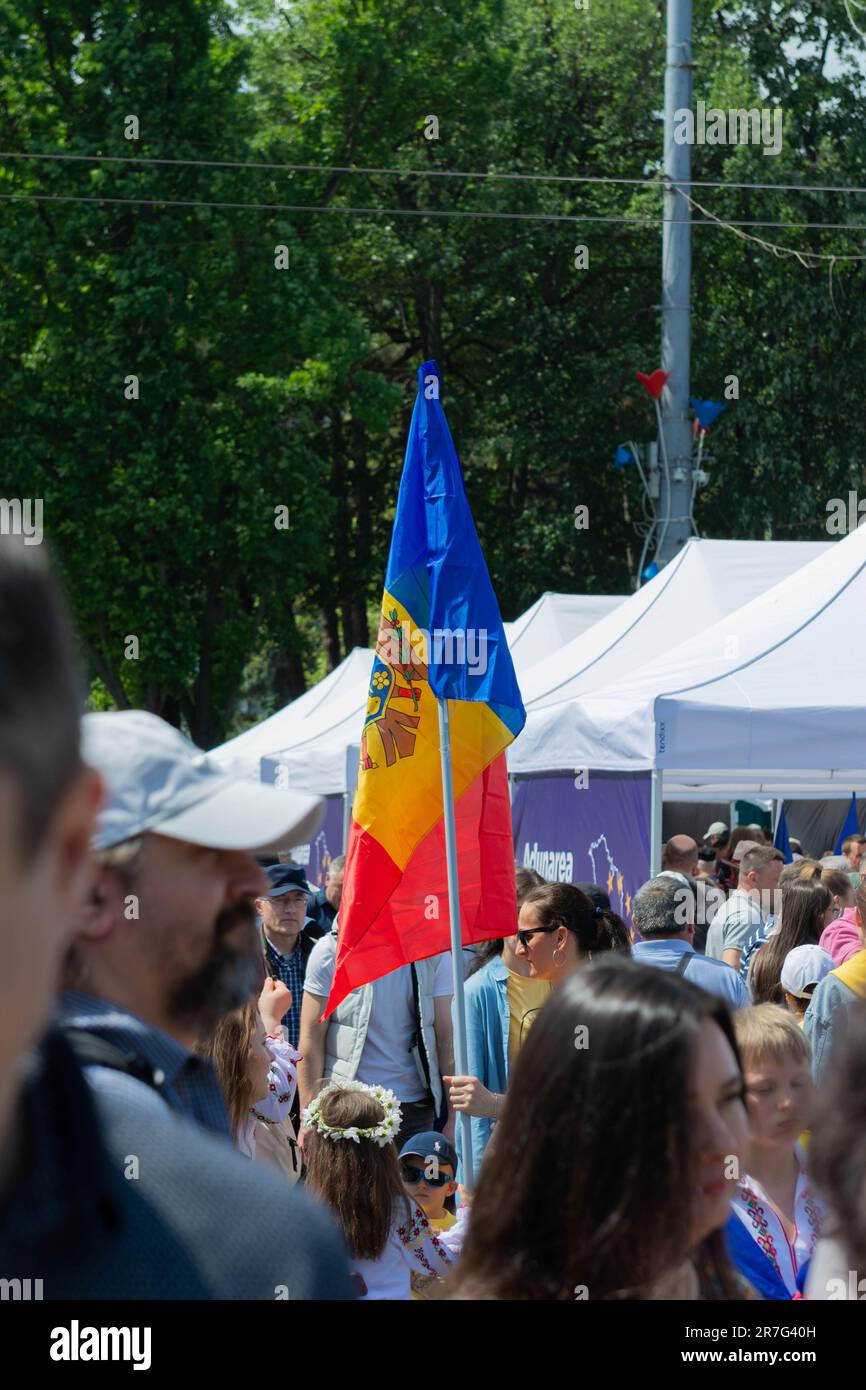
[303,1080,463,1299]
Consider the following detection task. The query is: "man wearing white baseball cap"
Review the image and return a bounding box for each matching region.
[54,709,355,1299]
[60,710,323,1131]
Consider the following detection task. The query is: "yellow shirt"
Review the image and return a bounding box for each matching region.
[428,1211,457,1233]
[507,970,552,1065]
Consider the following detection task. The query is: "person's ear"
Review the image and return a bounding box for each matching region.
[445,1178,459,1196]
[75,859,129,945]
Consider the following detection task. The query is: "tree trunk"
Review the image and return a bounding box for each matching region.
[321,603,341,669]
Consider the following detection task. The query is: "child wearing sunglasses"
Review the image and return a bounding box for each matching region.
[399,1132,470,1298]
[399,1132,460,1232]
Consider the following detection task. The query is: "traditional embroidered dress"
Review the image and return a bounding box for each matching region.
[352,1201,463,1300]
[729,1145,824,1297]
[238,1034,302,1184]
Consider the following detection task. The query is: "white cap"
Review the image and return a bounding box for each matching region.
[703,821,728,839]
[780,944,835,999]
[83,710,323,855]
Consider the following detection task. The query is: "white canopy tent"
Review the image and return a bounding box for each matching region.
[210,646,375,783]
[211,590,623,791]
[502,592,624,672]
[510,526,866,873]
[518,538,830,711]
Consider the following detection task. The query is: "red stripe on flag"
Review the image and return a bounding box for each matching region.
[323,752,517,1018]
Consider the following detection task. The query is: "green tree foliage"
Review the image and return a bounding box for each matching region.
[0,0,347,743]
[1,0,864,739]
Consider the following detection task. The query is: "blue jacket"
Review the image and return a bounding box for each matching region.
[456,956,510,1178]
[804,972,859,1085]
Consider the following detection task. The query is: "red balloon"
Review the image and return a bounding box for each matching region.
[635,368,670,400]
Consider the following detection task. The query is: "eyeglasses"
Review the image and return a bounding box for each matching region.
[400,1162,453,1188]
[517,925,559,948]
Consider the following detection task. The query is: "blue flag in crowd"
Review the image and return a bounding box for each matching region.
[774,803,793,864]
[835,793,860,855]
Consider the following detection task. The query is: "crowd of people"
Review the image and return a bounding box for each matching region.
[2,537,866,1303]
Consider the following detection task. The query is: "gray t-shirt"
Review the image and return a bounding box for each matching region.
[304,937,453,1101]
[704,890,763,961]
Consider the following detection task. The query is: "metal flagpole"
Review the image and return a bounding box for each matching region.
[650,768,664,876]
[437,695,474,1191]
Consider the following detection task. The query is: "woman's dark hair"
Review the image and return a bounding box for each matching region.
[750,878,832,1005]
[821,867,854,903]
[521,881,630,957]
[718,826,762,864]
[448,957,746,1300]
[468,864,544,976]
[303,1087,409,1260]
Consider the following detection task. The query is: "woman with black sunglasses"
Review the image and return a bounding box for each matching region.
[514,881,630,984]
[446,884,629,1138]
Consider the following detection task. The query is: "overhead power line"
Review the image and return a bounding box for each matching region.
[2,147,866,198]
[2,188,866,233]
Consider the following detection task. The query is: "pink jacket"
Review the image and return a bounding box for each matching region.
[820,907,863,967]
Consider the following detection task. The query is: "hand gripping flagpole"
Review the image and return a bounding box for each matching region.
[437,695,475,1192]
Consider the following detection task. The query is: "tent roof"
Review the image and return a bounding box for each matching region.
[511,529,866,794]
[211,591,614,791]
[210,646,374,781]
[519,538,829,711]
[503,592,624,671]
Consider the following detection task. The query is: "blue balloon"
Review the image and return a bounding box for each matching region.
[689,397,726,430]
[614,444,633,470]
[642,561,659,582]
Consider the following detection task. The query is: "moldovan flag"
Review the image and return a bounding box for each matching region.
[323,360,526,1017]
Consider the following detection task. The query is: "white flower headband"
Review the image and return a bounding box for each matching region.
[302,1080,402,1147]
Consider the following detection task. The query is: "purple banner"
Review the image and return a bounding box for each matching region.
[511,771,651,936]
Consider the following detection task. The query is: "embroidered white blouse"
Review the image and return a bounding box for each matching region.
[730,1146,825,1296]
[351,1201,470,1300]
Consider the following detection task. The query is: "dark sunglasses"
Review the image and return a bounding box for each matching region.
[400,1162,453,1187]
[517,924,560,949]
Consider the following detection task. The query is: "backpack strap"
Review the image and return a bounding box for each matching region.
[62,1027,169,1097]
[674,951,695,977]
[409,962,433,1099]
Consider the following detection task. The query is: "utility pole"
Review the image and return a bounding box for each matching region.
[657,0,694,567]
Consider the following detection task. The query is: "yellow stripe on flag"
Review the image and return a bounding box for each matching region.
[354,589,512,872]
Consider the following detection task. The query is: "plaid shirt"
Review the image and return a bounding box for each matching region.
[58,991,230,1137]
[262,929,309,1047]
